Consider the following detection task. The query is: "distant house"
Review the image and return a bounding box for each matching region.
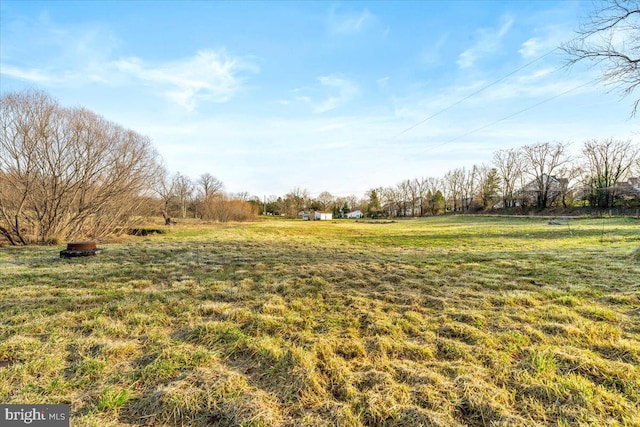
[314,211,333,220]
[521,174,569,207]
[300,211,311,221]
[615,177,640,197]
[346,210,363,219]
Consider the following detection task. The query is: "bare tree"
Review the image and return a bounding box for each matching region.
[460,165,481,212]
[173,172,194,219]
[285,187,309,218]
[563,0,640,115]
[444,168,465,212]
[520,142,570,210]
[316,191,335,211]
[197,173,223,199]
[153,167,176,223]
[235,191,250,201]
[197,173,223,220]
[582,138,639,208]
[0,89,160,244]
[381,186,399,217]
[493,148,522,208]
[412,178,429,216]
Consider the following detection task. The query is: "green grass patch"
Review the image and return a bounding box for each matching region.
[1,216,638,426]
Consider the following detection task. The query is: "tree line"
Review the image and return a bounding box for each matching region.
[267,139,639,219]
[154,170,257,223]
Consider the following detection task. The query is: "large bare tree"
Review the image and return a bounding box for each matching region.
[563,0,640,115]
[0,90,160,244]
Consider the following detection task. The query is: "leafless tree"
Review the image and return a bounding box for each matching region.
[460,165,481,212]
[380,186,399,217]
[235,191,251,201]
[444,168,465,212]
[582,138,639,208]
[520,142,570,210]
[285,187,309,218]
[196,173,223,220]
[152,166,176,223]
[0,90,160,244]
[198,173,223,199]
[493,148,523,208]
[316,191,335,211]
[563,0,640,115]
[173,172,194,219]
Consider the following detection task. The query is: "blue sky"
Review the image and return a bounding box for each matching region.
[1,1,638,198]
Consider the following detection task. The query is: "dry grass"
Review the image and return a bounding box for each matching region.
[1,216,639,426]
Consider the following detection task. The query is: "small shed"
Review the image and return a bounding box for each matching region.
[346,210,363,219]
[314,211,333,221]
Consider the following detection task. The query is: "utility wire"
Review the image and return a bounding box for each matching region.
[396,47,562,137]
[426,78,598,151]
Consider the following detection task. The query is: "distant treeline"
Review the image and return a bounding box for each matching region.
[264,139,639,219]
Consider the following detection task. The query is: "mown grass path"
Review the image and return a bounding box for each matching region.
[1,216,639,426]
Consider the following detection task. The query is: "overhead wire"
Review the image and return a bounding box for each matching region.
[429,77,599,150]
[395,46,562,137]
[393,31,608,148]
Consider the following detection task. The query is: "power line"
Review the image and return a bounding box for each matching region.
[396,47,562,137]
[425,78,598,151]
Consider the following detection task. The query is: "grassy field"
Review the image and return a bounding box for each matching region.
[1,216,639,427]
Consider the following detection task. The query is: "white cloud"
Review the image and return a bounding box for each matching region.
[1,15,256,110]
[519,37,544,58]
[327,7,375,35]
[0,64,66,84]
[111,50,257,110]
[457,15,514,69]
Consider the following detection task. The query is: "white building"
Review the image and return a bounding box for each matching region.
[346,210,363,219]
[314,211,333,220]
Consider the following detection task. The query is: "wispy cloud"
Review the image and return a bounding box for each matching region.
[294,75,358,113]
[112,50,258,110]
[326,7,375,35]
[457,14,514,69]
[0,64,70,84]
[0,15,257,110]
[519,37,545,58]
[519,26,570,59]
